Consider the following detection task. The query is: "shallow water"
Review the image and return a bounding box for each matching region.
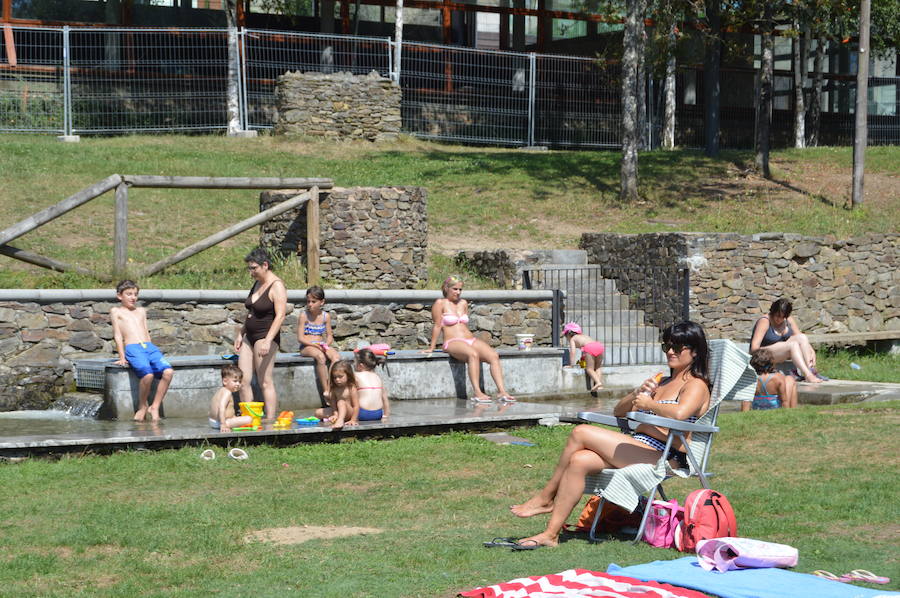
[0,393,742,445]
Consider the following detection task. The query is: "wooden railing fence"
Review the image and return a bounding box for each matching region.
[0,175,333,283]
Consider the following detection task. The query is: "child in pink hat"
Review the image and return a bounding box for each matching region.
[562,322,605,392]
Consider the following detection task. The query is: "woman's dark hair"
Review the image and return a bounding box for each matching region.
[750,348,774,374]
[355,348,382,370]
[329,360,356,388]
[245,247,271,269]
[769,298,793,318]
[306,285,325,300]
[662,320,710,388]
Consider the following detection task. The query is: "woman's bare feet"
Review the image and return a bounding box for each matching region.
[133,408,148,421]
[514,532,559,548]
[510,498,554,518]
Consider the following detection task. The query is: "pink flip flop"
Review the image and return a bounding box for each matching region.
[812,571,847,583]
[842,570,891,584]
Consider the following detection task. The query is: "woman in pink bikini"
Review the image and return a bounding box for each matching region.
[424,276,515,404]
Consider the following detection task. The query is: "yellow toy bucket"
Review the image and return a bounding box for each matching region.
[238,402,265,427]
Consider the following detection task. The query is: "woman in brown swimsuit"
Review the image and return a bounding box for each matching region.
[234,248,288,420]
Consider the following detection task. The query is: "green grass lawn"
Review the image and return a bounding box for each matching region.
[2,402,898,597]
[0,135,897,290]
[817,347,900,383]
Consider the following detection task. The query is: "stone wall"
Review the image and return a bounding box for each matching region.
[0,291,553,411]
[579,232,900,339]
[274,71,401,141]
[260,186,428,288]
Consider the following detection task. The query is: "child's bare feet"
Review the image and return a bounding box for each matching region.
[590,383,604,391]
[513,532,559,548]
[510,498,554,518]
[147,407,161,421]
[133,408,148,421]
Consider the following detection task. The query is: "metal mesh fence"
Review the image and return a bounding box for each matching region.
[243,29,392,130]
[533,55,621,148]
[400,42,532,145]
[0,26,65,133]
[68,28,230,133]
[669,66,900,149]
[1,24,897,148]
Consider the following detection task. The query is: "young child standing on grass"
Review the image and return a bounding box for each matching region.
[315,361,358,429]
[561,322,604,392]
[110,280,174,421]
[743,348,798,411]
[354,348,390,422]
[298,285,342,400]
[208,364,253,431]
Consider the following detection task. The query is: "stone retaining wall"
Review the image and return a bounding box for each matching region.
[580,232,900,339]
[274,70,401,141]
[259,186,428,288]
[0,293,552,411]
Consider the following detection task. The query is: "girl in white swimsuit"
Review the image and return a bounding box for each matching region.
[424,276,515,404]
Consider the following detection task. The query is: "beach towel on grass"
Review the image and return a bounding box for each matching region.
[458,569,710,598]
[608,557,899,598]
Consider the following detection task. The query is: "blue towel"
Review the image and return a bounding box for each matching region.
[608,557,898,598]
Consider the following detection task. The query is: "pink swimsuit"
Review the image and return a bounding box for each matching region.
[441,311,474,351]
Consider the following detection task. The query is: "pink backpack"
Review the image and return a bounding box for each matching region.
[642,499,684,548]
[675,489,738,553]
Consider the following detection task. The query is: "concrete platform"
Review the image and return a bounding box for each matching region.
[796,379,900,404]
[76,349,665,419]
[0,397,587,458]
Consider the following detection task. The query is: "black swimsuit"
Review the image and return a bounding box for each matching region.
[244,281,281,348]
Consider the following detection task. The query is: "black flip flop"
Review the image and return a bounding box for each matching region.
[510,539,543,551]
[483,537,520,548]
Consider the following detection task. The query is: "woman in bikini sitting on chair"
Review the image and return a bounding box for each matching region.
[508,321,711,549]
[424,276,515,404]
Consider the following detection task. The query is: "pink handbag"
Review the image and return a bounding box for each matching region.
[643,499,684,548]
[697,537,799,572]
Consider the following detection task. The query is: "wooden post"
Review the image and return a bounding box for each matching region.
[138,191,311,278]
[306,186,320,286]
[114,182,128,278]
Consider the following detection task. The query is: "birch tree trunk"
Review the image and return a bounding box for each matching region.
[807,35,825,146]
[393,0,404,84]
[851,0,871,208]
[224,0,242,136]
[662,25,677,150]
[620,0,645,201]
[755,6,774,178]
[636,16,647,150]
[792,23,807,148]
[703,0,721,157]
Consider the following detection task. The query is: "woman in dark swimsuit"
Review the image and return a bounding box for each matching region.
[509,321,711,549]
[749,298,822,383]
[235,248,288,420]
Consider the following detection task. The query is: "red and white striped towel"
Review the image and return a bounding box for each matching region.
[459,569,709,598]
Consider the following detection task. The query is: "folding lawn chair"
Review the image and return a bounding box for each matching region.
[576,338,756,543]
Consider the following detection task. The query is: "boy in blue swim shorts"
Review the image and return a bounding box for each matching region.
[111,280,174,421]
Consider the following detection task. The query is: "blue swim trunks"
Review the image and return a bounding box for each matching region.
[124,342,172,378]
[358,407,383,421]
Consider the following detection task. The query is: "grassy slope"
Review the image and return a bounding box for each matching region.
[1,403,898,597]
[0,134,897,289]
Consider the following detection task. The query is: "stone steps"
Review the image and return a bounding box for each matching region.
[522,263,663,364]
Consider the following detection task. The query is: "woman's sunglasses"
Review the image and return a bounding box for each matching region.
[660,342,688,354]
